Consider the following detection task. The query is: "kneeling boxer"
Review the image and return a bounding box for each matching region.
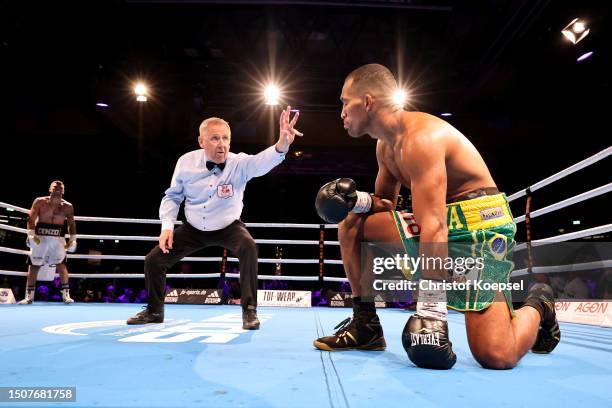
[19,180,77,304]
[313,64,559,370]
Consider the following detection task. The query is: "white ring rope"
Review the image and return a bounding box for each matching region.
[0,224,340,245]
[0,202,28,213]
[3,173,609,239]
[0,247,29,256]
[5,259,610,282]
[507,146,611,202]
[225,273,318,281]
[0,224,25,235]
[0,148,609,286]
[0,203,340,228]
[511,260,612,277]
[513,183,612,223]
[514,224,612,251]
[5,183,609,247]
[3,199,607,250]
[0,270,28,277]
[0,269,333,281]
[0,246,335,264]
[322,277,350,282]
[1,148,610,229]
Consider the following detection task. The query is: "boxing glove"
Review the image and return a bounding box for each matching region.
[315,178,370,223]
[402,314,457,369]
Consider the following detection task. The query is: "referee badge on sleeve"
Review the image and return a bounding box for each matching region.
[217,184,234,198]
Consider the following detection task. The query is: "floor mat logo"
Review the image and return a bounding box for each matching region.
[42,313,271,343]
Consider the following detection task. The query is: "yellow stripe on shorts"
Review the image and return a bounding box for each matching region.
[446,193,513,233]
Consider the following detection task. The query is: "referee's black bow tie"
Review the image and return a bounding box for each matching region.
[206,161,226,171]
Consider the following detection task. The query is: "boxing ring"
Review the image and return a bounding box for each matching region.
[0,146,611,407]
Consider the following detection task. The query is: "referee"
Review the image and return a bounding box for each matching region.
[127,107,301,329]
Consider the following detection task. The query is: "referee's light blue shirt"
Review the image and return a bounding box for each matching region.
[159,145,285,232]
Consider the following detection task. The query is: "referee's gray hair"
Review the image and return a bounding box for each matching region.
[198,117,231,138]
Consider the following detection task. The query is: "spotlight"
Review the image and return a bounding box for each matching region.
[96,102,109,108]
[134,83,147,95]
[440,112,453,117]
[561,18,590,44]
[134,83,148,102]
[392,89,407,108]
[264,85,280,105]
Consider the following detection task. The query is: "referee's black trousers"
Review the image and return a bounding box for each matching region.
[144,220,258,312]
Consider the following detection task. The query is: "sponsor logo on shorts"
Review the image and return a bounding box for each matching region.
[479,206,504,221]
[35,227,62,236]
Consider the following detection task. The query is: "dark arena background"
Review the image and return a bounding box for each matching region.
[0,1,610,407]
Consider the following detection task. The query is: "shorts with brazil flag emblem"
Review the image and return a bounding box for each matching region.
[392,193,517,314]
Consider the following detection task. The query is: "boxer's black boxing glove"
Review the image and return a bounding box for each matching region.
[402,314,457,370]
[315,178,359,223]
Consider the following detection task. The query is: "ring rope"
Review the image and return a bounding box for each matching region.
[507,146,611,202]
[0,202,339,228]
[7,185,610,245]
[1,149,609,286]
[511,260,612,277]
[322,277,350,282]
[514,224,612,251]
[0,202,28,213]
[0,224,340,245]
[513,183,612,223]
[0,269,334,281]
[1,148,610,226]
[6,260,610,282]
[0,246,341,264]
[5,183,609,245]
[225,273,318,281]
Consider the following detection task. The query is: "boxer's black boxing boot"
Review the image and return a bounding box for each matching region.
[126,305,164,325]
[524,283,560,354]
[314,298,386,351]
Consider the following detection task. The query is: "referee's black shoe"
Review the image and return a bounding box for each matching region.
[242,305,260,330]
[126,306,164,325]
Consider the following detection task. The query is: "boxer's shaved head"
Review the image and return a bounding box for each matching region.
[344,64,398,108]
